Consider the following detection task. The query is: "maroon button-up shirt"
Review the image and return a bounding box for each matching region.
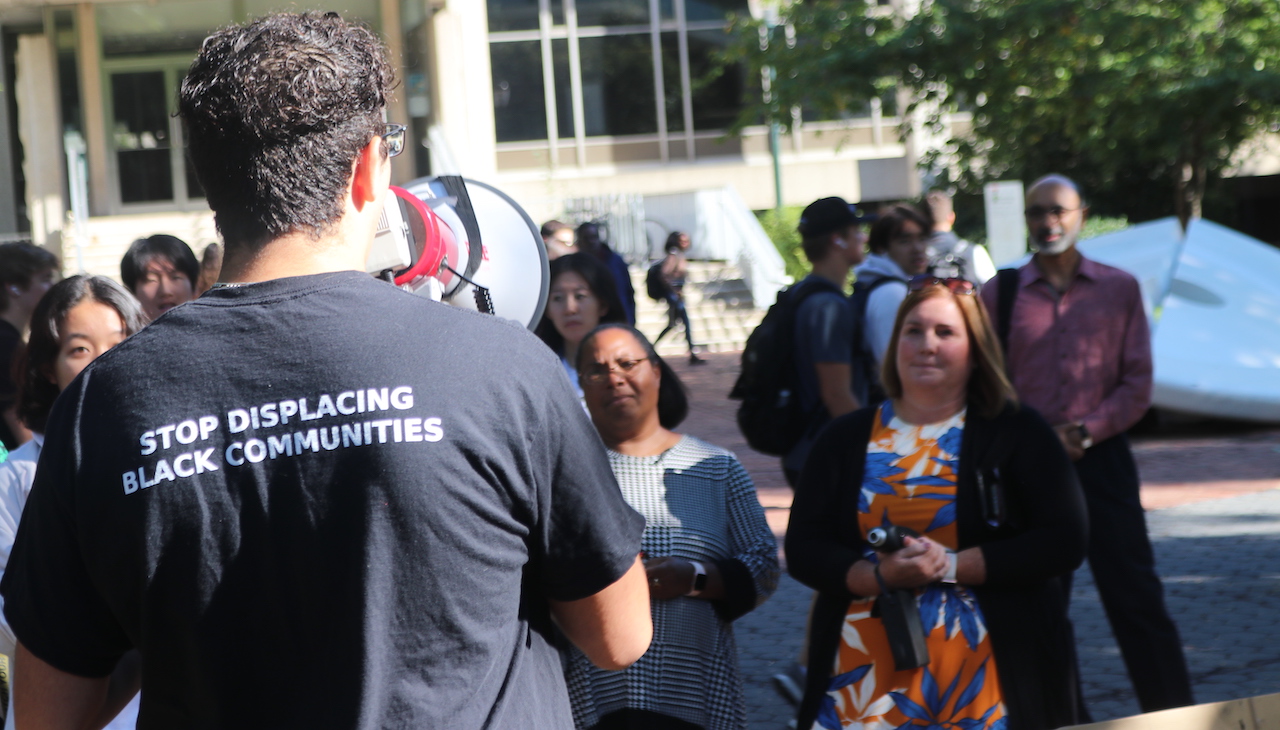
[980,255,1152,444]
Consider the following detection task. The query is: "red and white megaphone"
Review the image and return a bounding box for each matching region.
[366,176,549,330]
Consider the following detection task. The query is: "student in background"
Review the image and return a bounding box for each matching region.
[120,234,199,321]
[0,242,59,451]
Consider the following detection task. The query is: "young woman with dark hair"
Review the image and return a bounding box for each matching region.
[0,274,145,728]
[536,253,628,397]
[567,323,778,730]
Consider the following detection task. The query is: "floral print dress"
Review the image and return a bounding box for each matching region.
[819,403,1007,730]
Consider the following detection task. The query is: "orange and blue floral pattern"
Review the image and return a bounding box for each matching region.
[820,402,1006,730]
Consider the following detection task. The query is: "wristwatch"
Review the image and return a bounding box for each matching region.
[687,561,708,597]
[942,552,958,584]
[1077,424,1094,450]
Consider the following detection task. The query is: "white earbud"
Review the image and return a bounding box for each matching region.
[833,237,848,249]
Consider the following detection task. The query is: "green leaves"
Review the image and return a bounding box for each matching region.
[729,0,1280,222]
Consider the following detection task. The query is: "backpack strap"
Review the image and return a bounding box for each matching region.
[995,268,1020,355]
[850,275,907,404]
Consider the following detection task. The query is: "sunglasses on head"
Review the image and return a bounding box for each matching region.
[908,275,976,296]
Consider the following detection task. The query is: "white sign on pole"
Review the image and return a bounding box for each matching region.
[984,180,1026,267]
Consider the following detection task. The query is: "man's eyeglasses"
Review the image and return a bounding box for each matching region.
[908,275,976,296]
[381,123,407,157]
[1024,205,1080,220]
[580,357,649,383]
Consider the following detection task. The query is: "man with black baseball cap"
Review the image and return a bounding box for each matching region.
[784,196,874,485]
[769,196,873,706]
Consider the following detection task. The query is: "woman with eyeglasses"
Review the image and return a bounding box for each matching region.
[786,278,1088,730]
[565,323,779,730]
[536,253,629,399]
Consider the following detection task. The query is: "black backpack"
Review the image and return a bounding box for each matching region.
[850,275,906,407]
[645,261,671,301]
[729,278,842,456]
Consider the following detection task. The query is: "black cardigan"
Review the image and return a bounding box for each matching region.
[786,403,1089,730]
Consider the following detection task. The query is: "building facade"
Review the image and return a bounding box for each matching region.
[0,0,960,277]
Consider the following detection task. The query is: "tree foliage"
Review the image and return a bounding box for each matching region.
[726,0,1280,224]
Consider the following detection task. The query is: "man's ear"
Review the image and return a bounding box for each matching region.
[348,136,388,211]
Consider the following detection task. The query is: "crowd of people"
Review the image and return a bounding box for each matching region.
[0,10,1194,730]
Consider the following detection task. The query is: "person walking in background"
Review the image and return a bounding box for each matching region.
[0,242,58,452]
[577,221,637,324]
[924,190,996,286]
[542,219,576,260]
[787,277,1087,730]
[119,234,199,321]
[567,323,778,730]
[980,174,1194,714]
[653,231,705,365]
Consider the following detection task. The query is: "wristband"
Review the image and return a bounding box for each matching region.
[686,561,708,596]
[943,552,958,584]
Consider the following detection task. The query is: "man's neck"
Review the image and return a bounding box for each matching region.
[810,257,850,288]
[1032,246,1083,292]
[218,231,369,284]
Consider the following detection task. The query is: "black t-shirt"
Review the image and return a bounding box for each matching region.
[0,271,644,729]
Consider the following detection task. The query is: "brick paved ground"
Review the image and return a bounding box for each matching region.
[664,351,1280,730]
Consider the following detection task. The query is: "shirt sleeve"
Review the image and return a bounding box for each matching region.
[1081,276,1153,443]
[866,282,908,365]
[534,361,645,603]
[801,294,854,365]
[0,376,132,677]
[712,456,779,622]
[0,458,33,659]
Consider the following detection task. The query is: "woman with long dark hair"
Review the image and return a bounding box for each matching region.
[0,275,145,729]
[536,253,628,398]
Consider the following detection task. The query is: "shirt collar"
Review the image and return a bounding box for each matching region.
[1021,250,1100,288]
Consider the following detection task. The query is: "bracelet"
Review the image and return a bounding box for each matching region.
[873,562,890,595]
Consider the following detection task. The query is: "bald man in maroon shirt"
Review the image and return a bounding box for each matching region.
[981,174,1193,715]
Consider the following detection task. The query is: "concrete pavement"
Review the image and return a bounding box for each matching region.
[664,352,1280,729]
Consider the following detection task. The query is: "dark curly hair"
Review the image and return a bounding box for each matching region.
[178,12,396,253]
[120,235,199,293]
[17,275,145,434]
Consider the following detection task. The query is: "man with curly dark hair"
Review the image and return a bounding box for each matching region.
[1,13,650,729]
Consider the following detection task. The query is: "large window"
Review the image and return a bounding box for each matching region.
[94,0,381,212]
[488,0,750,167]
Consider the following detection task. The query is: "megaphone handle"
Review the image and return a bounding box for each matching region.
[473,287,494,315]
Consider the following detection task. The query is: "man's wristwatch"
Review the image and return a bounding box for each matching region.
[1077,424,1094,450]
[687,561,708,597]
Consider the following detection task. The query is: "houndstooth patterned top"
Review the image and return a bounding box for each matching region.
[565,435,780,730]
